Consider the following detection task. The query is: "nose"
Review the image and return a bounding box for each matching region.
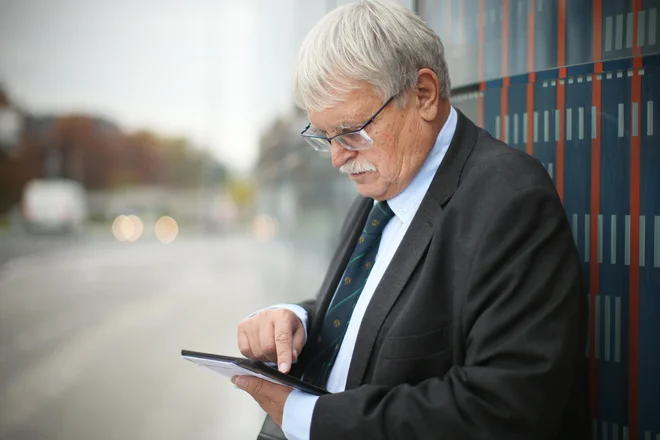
[330,141,357,169]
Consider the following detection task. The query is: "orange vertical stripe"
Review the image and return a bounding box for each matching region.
[526,0,536,157]
[593,0,602,62]
[557,0,566,67]
[500,0,509,146]
[589,66,601,421]
[476,0,485,130]
[501,78,509,142]
[632,0,642,57]
[526,74,535,156]
[556,0,567,207]
[628,2,643,439]
[478,0,484,82]
[628,65,641,440]
[502,0,509,77]
[478,82,486,128]
[589,0,603,423]
[556,69,566,201]
[528,0,535,73]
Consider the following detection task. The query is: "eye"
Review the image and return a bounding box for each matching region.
[338,127,360,136]
[340,132,363,142]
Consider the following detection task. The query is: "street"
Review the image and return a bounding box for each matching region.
[0,230,327,440]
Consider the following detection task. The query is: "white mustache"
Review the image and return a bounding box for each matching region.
[339,159,377,175]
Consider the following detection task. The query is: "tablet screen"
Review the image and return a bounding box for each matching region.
[181,350,329,396]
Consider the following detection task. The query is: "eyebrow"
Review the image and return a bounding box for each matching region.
[311,121,362,137]
[334,121,362,132]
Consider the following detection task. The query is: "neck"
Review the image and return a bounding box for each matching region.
[432,101,451,140]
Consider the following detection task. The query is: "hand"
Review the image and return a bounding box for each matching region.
[237,308,306,373]
[232,375,293,427]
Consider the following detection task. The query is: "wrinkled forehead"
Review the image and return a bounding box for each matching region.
[307,85,384,135]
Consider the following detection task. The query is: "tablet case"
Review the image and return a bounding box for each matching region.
[181,350,328,396]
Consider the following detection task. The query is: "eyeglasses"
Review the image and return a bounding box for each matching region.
[300,95,395,153]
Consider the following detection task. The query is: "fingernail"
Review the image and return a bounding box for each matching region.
[293,349,298,359]
[279,362,289,373]
[235,377,248,388]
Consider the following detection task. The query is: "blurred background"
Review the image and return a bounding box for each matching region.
[0,0,658,439]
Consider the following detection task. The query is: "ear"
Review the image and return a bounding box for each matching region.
[415,68,440,122]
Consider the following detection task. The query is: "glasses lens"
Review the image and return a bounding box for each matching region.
[302,136,331,152]
[336,130,373,150]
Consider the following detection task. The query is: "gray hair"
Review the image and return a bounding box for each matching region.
[293,0,451,112]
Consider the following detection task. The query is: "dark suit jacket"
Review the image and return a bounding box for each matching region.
[258,110,590,440]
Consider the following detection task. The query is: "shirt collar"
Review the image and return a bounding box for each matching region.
[386,106,457,225]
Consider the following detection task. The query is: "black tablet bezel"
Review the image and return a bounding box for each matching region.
[181,349,329,396]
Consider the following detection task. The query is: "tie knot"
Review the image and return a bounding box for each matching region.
[364,201,394,235]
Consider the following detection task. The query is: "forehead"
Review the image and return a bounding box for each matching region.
[307,86,382,133]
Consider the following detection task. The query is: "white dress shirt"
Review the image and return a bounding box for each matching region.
[277,107,457,440]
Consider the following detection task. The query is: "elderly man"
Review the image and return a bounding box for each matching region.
[233,1,590,439]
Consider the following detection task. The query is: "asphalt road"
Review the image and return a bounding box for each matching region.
[0,230,327,440]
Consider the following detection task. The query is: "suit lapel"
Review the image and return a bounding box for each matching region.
[344,194,438,389]
[345,110,479,388]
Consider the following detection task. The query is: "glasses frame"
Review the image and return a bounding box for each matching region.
[300,95,396,152]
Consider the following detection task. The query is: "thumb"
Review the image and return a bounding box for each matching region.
[232,375,264,395]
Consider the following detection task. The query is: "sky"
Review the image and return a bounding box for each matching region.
[0,0,327,172]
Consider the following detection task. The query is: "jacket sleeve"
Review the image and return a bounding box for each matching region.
[309,184,588,440]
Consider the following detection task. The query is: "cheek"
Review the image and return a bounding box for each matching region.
[374,140,401,180]
[367,121,404,179]
[360,149,391,184]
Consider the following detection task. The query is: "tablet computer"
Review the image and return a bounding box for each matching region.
[181,349,329,396]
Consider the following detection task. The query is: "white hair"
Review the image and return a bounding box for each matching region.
[293,0,451,113]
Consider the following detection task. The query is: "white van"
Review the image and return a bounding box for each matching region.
[22,178,87,233]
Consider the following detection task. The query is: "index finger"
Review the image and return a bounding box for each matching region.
[273,319,294,373]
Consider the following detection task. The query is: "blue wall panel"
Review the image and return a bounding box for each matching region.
[507,82,527,151]
[484,0,503,79]
[424,0,660,436]
[507,0,528,76]
[563,76,592,287]
[534,0,558,71]
[599,71,632,436]
[566,0,594,66]
[533,80,557,184]
[464,0,480,85]
[602,0,634,60]
[639,65,660,437]
[483,85,501,140]
[641,0,660,56]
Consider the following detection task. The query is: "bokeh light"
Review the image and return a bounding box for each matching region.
[155,216,178,244]
[112,215,144,242]
[112,215,129,241]
[126,215,143,242]
[252,214,279,242]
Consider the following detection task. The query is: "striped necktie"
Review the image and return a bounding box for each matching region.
[303,201,395,388]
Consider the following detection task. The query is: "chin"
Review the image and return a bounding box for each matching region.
[356,183,387,200]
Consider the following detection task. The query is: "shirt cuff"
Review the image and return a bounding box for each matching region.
[281,390,319,440]
[247,303,309,341]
